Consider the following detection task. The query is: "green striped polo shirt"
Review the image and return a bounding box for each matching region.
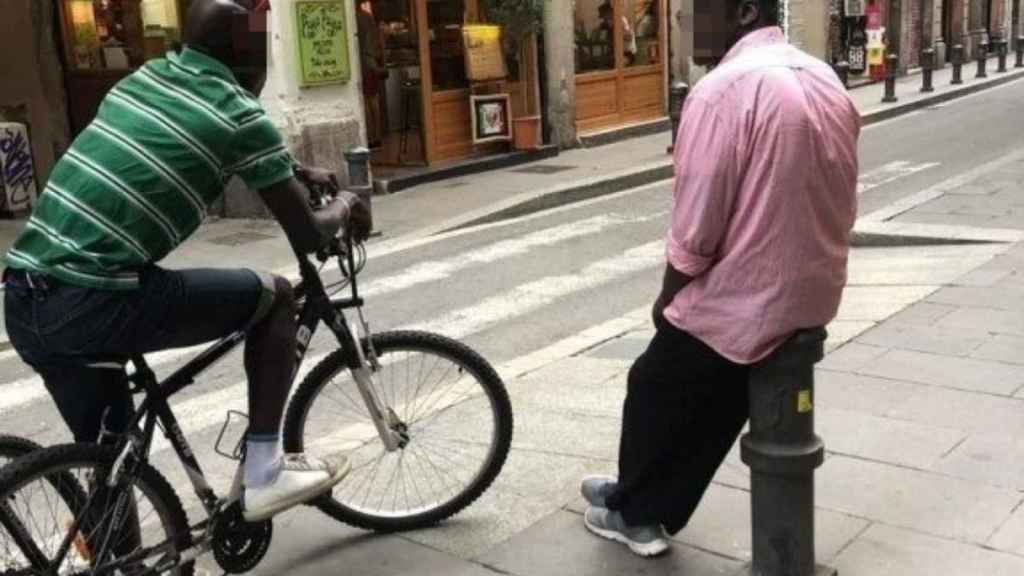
[4,47,294,289]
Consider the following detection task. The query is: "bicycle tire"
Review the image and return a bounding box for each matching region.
[0,435,40,465]
[283,330,513,532]
[0,443,194,576]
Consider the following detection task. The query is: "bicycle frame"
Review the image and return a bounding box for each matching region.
[111,246,396,516]
[23,243,402,575]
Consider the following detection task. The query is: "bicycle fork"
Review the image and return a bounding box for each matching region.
[341,313,407,452]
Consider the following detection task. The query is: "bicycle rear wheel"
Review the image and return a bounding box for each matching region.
[0,443,193,576]
[283,330,513,532]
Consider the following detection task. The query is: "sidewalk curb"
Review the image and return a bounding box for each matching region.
[431,67,1024,235]
[860,66,1024,126]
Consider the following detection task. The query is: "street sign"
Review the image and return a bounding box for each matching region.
[295,0,351,87]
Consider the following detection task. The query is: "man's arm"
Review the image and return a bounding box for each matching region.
[259,177,361,254]
[653,263,693,324]
[657,96,738,323]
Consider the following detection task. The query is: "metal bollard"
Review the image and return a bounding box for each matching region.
[667,82,690,154]
[921,48,935,92]
[833,61,850,89]
[997,38,1008,72]
[882,53,899,103]
[1017,36,1024,68]
[344,147,373,231]
[952,44,964,84]
[976,41,989,78]
[740,328,834,576]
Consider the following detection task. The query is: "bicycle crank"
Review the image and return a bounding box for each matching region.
[211,504,273,574]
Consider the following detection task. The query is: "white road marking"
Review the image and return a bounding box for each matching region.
[0,216,660,416]
[147,240,664,454]
[857,161,941,195]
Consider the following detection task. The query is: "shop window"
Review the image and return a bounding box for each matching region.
[62,0,182,71]
[622,0,659,67]
[575,0,616,73]
[428,0,469,91]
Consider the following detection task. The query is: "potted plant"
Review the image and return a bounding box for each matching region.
[483,0,544,150]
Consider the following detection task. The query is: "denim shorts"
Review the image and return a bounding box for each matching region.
[3,266,271,442]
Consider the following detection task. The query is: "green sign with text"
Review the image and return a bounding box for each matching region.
[296,0,350,86]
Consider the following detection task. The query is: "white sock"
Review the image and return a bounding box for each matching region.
[244,434,283,489]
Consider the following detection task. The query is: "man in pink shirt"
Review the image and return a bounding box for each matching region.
[580,0,860,557]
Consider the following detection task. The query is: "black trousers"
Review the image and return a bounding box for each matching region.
[4,267,264,442]
[605,317,750,535]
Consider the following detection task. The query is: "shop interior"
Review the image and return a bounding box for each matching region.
[59,0,187,134]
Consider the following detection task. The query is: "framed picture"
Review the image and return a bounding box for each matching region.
[470,94,513,144]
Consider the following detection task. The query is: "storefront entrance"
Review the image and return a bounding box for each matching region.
[58,0,189,136]
[357,0,541,170]
[573,0,666,135]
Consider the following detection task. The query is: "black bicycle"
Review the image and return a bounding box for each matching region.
[0,195,513,575]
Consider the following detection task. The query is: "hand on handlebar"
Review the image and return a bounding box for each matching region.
[342,192,372,242]
[295,165,339,195]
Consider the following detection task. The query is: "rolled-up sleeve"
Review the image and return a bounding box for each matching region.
[666,97,739,278]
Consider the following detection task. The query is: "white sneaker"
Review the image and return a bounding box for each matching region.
[243,453,350,522]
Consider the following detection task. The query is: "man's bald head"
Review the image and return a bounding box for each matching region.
[184,0,268,93]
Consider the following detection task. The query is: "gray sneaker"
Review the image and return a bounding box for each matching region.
[580,475,617,508]
[583,506,670,557]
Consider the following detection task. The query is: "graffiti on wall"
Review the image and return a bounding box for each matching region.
[0,123,37,213]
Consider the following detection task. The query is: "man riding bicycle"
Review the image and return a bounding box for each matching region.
[2,0,369,522]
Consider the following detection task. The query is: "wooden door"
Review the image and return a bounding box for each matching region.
[575,0,666,135]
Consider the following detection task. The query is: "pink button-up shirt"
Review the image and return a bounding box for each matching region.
[663,27,860,365]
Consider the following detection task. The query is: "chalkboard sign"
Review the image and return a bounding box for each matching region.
[463,25,508,82]
[296,0,351,87]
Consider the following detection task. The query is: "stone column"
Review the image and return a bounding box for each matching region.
[224,0,367,218]
[888,0,904,70]
[542,0,577,149]
[969,0,989,57]
[931,0,948,65]
[669,0,693,87]
[787,0,830,60]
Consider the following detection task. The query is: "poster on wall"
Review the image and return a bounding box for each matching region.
[295,0,351,87]
[463,25,508,82]
[470,94,513,144]
[0,123,37,214]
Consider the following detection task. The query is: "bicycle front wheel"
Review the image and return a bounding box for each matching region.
[283,330,513,532]
[0,443,193,576]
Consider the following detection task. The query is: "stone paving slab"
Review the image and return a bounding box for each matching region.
[856,347,1024,396]
[932,432,1024,491]
[817,455,1021,544]
[936,305,1024,338]
[668,484,867,565]
[882,301,958,325]
[988,504,1024,556]
[971,333,1024,365]
[817,343,890,372]
[889,385,1024,436]
[853,320,992,356]
[834,523,1024,576]
[818,407,965,470]
[815,369,925,418]
[398,449,599,560]
[475,509,744,576]
[244,511,496,576]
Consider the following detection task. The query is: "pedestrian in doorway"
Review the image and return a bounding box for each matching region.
[580,0,860,557]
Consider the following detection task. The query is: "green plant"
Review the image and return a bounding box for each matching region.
[483,0,544,51]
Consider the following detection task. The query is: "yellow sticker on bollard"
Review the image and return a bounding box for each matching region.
[797,390,813,413]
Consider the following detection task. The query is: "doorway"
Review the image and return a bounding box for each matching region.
[573,0,666,135]
[356,0,427,167]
